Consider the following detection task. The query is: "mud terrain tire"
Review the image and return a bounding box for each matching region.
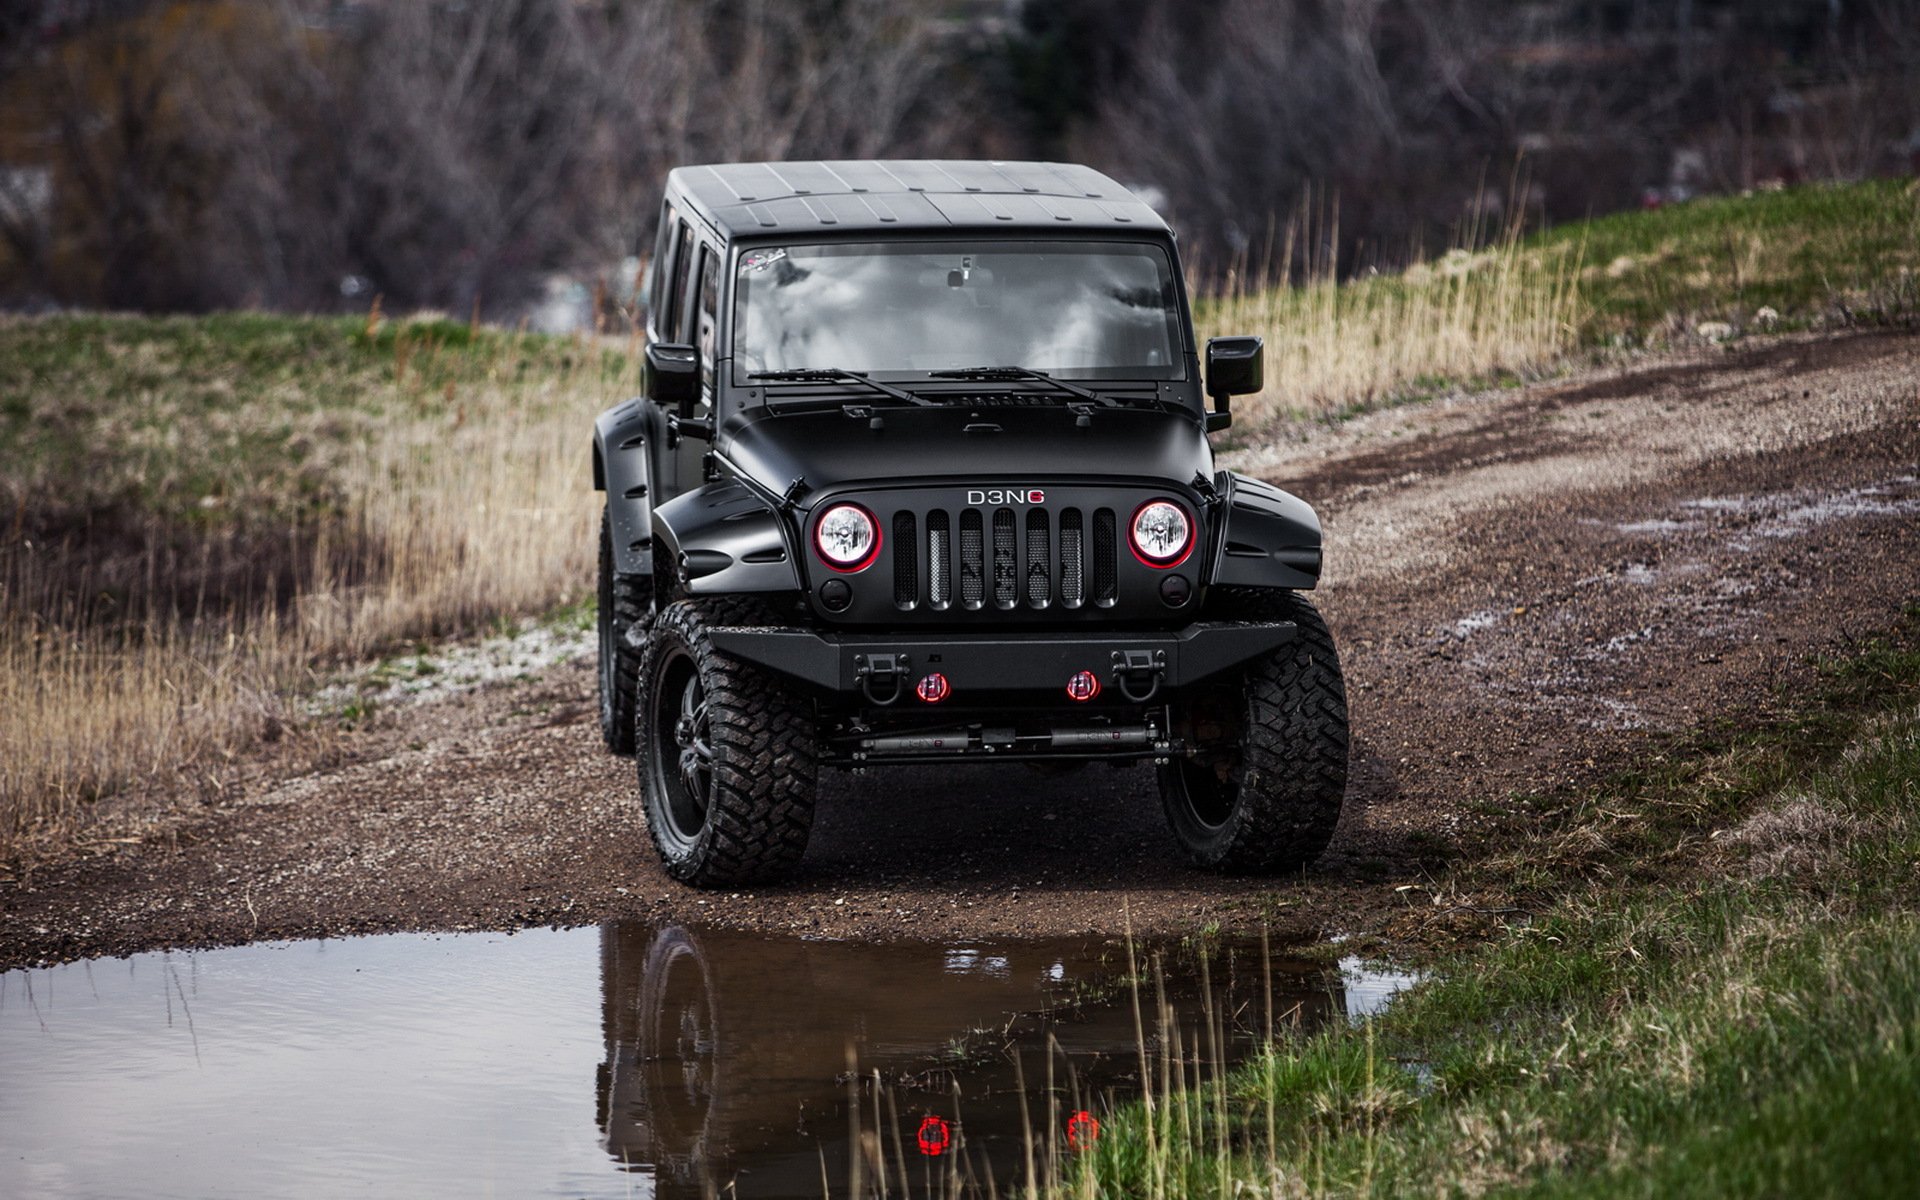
[636,599,818,885]
[1158,590,1348,873]
[598,511,651,755]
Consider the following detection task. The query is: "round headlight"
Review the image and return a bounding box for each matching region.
[814,503,879,570]
[1129,500,1193,566]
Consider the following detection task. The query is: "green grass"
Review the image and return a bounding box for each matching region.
[1541,178,1920,340]
[1203,177,1920,425]
[1067,619,1920,1198]
[0,311,632,532]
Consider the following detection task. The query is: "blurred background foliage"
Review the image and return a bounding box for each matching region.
[1,0,1916,321]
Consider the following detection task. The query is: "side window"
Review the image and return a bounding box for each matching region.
[695,245,719,372]
[664,221,694,342]
[647,202,677,336]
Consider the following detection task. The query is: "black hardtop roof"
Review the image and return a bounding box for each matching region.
[666,160,1171,240]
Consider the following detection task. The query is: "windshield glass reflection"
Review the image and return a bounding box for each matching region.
[731,241,1185,383]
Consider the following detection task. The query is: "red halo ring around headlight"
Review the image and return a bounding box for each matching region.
[812,503,882,573]
[1126,499,1195,568]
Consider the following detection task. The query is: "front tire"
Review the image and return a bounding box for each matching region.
[1158,591,1348,873]
[636,599,818,886]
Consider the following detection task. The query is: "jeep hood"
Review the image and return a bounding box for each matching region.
[720,406,1213,502]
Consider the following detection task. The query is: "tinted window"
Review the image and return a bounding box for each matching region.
[664,221,694,342]
[647,202,677,335]
[731,241,1184,383]
[696,246,719,370]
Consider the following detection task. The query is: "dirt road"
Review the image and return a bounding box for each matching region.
[4,332,1916,968]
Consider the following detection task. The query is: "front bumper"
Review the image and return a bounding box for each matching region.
[707,620,1295,704]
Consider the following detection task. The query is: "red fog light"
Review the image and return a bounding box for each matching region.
[917,1115,951,1156]
[1066,671,1101,702]
[1066,1109,1101,1151]
[916,673,951,703]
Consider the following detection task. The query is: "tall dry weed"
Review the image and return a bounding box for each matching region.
[1197,214,1584,425]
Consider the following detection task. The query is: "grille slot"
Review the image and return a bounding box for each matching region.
[1025,508,1051,607]
[1092,508,1118,605]
[959,510,985,608]
[927,510,951,608]
[991,508,1017,608]
[1059,508,1084,607]
[892,511,917,609]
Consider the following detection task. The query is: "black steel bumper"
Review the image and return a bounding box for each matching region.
[706,621,1295,703]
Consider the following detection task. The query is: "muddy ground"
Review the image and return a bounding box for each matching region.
[3,331,1916,969]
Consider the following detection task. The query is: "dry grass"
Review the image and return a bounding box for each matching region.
[0,312,635,850]
[1197,178,1919,431]
[1195,218,1586,428]
[0,614,277,837]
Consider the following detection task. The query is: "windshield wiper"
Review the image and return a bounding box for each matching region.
[750,368,936,407]
[925,365,1119,407]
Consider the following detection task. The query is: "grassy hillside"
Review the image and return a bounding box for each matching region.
[1554,176,1920,337]
[1203,177,1920,425]
[1,313,634,843]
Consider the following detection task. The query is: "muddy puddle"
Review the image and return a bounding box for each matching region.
[0,923,1395,1198]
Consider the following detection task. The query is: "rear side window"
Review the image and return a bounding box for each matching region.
[695,246,719,370]
[647,203,677,335]
[664,221,694,342]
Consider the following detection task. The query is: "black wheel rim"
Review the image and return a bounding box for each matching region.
[636,928,718,1174]
[1175,758,1237,828]
[651,648,713,845]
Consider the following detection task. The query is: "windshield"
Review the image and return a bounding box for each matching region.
[731,240,1185,385]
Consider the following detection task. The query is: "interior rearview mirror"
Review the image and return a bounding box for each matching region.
[644,342,701,418]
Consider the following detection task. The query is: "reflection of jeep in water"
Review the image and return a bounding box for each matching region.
[595,922,1346,1198]
[594,161,1347,885]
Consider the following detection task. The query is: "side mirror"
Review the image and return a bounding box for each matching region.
[644,342,700,418]
[1204,335,1264,432]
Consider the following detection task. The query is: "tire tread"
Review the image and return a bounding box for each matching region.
[637,598,818,885]
[1160,588,1349,873]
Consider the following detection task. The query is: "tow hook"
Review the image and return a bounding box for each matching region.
[855,653,907,706]
[1110,648,1167,703]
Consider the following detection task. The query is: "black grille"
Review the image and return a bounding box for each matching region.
[992,508,1017,608]
[1059,508,1084,607]
[1025,509,1050,606]
[959,510,984,608]
[889,504,1116,612]
[927,510,951,608]
[1092,509,1118,605]
[892,511,917,608]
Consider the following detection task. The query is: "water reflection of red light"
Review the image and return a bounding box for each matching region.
[917,1115,951,1157]
[1066,1110,1100,1150]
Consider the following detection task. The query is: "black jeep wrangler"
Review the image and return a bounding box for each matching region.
[594,160,1346,886]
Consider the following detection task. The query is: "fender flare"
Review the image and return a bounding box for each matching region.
[1208,471,1323,590]
[652,478,803,595]
[594,399,663,577]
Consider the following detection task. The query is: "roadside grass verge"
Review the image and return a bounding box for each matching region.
[1204,176,1920,429]
[1062,620,1920,1197]
[1,312,633,847]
